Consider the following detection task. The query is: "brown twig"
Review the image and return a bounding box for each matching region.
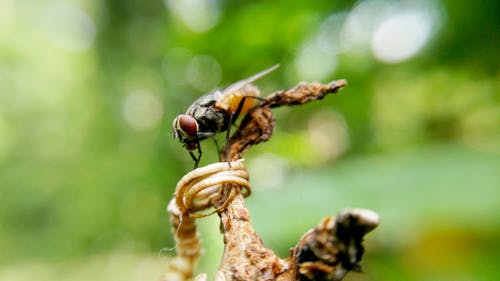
[263,79,347,108]
[224,79,347,161]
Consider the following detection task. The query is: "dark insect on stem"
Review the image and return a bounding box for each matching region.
[172,65,279,168]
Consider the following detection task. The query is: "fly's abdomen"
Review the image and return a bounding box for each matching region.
[216,85,260,115]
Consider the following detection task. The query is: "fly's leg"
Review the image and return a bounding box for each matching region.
[224,98,246,165]
[190,131,216,168]
[224,95,266,165]
[224,123,233,167]
[189,151,199,169]
[211,137,223,162]
[189,139,202,169]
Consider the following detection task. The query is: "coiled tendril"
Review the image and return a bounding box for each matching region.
[164,159,250,281]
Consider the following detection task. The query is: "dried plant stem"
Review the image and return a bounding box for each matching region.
[166,79,379,281]
[218,193,288,280]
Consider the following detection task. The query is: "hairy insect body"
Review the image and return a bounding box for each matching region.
[186,86,259,141]
[173,64,279,168]
[186,91,230,138]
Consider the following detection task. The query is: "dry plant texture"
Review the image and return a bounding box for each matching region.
[164,79,380,281]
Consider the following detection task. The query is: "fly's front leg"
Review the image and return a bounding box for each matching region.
[192,131,215,169]
[189,150,200,169]
[188,140,202,169]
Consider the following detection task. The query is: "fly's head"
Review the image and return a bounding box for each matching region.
[173,114,199,151]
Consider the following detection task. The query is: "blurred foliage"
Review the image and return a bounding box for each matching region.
[0,0,499,280]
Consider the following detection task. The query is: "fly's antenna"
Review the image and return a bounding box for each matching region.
[222,64,279,95]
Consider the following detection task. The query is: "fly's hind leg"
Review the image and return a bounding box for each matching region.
[224,124,232,167]
[224,95,266,165]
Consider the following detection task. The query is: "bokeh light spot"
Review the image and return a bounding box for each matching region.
[0,0,15,37]
[41,2,96,52]
[371,9,434,64]
[307,110,350,162]
[293,13,346,81]
[294,41,337,81]
[186,55,222,92]
[248,154,289,190]
[123,90,164,131]
[339,0,393,53]
[162,48,193,86]
[164,0,221,32]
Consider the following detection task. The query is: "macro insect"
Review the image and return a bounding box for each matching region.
[173,64,279,168]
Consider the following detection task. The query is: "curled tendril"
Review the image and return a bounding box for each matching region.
[172,159,251,218]
[164,159,251,281]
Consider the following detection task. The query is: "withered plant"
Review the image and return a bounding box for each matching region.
[164,78,379,281]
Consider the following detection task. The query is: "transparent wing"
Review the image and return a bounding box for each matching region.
[221,64,279,96]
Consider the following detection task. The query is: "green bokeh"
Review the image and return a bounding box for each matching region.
[0,0,498,280]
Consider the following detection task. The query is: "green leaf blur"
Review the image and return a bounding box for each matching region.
[0,0,498,280]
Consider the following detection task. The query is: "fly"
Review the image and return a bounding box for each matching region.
[173,64,279,168]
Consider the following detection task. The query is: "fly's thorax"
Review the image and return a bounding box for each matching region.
[189,90,223,109]
[188,105,229,134]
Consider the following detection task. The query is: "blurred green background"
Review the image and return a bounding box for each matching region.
[0,0,499,280]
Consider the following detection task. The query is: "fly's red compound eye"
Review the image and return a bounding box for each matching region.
[178,114,198,136]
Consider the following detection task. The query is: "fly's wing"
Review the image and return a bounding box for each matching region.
[222,64,279,96]
[216,64,279,112]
